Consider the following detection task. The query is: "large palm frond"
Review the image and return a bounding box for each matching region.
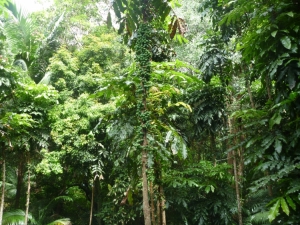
[3,1,35,63]
[2,210,71,225]
[2,209,36,225]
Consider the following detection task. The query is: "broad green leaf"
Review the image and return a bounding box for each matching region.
[268,199,280,222]
[286,195,296,211]
[286,12,294,17]
[280,36,291,49]
[280,197,289,216]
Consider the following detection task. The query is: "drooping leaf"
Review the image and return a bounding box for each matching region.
[113,1,122,19]
[280,197,289,216]
[107,12,112,28]
[285,195,296,211]
[268,199,280,222]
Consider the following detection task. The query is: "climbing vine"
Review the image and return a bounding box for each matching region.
[134,23,153,225]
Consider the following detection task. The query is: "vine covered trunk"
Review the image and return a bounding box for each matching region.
[135,23,152,225]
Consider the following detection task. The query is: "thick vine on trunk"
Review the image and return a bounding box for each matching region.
[135,23,152,225]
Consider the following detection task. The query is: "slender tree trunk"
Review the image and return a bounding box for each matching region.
[89,180,94,225]
[156,199,161,225]
[233,151,243,225]
[24,165,31,225]
[265,76,272,100]
[246,79,255,108]
[0,150,5,225]
[142,148,151,225]
[150,182,156,225]
[159,185,166,225]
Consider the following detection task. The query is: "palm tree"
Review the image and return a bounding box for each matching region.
[1,0,64,83]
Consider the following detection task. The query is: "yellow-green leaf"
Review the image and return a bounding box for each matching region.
[268,199,280,222]
[280,197,289,216]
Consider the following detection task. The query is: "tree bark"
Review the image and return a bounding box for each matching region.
[15,159,24,209]
[0,150,5,225]
[142,147,151,225]
[24,166,31,225]
[159,185,166,225]
[89,180,94,225]
[156,200,161,225]
[233,151,243,225]
[150,182,156,225]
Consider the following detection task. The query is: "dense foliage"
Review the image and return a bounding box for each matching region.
[1,0,299,224]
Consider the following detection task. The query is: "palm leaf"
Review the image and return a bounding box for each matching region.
[2,209,36,225]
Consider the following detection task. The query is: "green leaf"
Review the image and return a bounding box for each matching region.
[280,36,291,49]
[165,131,172,143]
[271,30,277,37]
[113,1,122,19]
[274,139,282,153]
[270,112,282,129]
[268,199,280,222]
[286,195,296,211]
[280,197,289,216]
[288,71,296,90]
[286,12,294,17]
[205,185,211,193]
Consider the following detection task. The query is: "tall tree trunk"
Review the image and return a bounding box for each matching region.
[15,159,24,208]
[24,165,31,225]
[0,150,5,225]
